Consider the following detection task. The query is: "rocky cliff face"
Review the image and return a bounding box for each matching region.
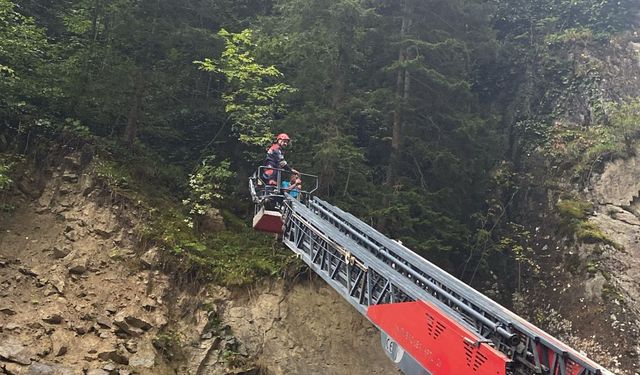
[586,149,640,369]
[0,155,397,375]
[0,156,175,375]
[520,152,640,375]
[590,148,640,309]
[511,31,640,374]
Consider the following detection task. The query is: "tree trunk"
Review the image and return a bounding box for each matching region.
[320,46,346,196]
[124,73,145,146]
[388,0,410,184]
[91,0,102,43]
[380,1,411,233]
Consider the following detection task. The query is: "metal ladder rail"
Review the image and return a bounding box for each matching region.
[311,197,522,315]
[307,198,517,346]
[308,197,611,375]
[312,197,500,307]
[310,198,520,333]
[310,197,609,375]
[283,199,483,336]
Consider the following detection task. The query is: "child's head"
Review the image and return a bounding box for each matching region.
[290,173,301,183]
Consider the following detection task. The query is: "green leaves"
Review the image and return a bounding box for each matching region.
[0,0,50,115]
[183,156,234,227]
[0,155,15,191]
[196,29,295,147]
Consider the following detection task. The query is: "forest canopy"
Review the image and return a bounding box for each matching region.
[1,0,637,289]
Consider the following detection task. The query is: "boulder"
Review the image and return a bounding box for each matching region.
[92,226,114,239]
[73,322,93,335]
[53,345,67,357]
[4,322,20,331]
[67,258,88,274]
[42,313,64,325]
[47,272,66,295]
[0,339,31,365]
[123,340,138,354]
[198,208,225,233]
[129,351,155,368]
[139,247,161,269]
[27,362,74,375]
[102,363,117,373]
[124,316,153,331]
[18,267,38,277]
[0,307,17,315]
[63,230,77,242]
[61,172,78,183]
[128,342,155,369]
[80,175,95,196]
[26,322,43,330]
[51,246,71,259]
[113,318,143,337]
[51,332,69,357]
[97,350,129,365]
[95,318,112,329]
[86,370,109,375]
[105,305,118,315]
[3,362,28,375]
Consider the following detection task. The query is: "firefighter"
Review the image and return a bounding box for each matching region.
[262,133,298,190]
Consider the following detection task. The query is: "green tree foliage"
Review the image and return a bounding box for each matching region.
[256,0,500,269]
[0,0,50,118]
[196,29,294,146]
[1,0,636,288]
[46,0,229,157]
[487,0,637,161]
[0,157,13,191]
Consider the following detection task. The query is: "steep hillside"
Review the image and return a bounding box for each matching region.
[511,35,640,374]
[0,155,397,375]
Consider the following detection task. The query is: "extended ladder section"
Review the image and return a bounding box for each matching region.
[280,196,613,375]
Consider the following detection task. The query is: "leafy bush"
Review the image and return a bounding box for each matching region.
[61,118,92,139]
[606,96,640,145]
[0,153,23,192]
[182,156,234,228]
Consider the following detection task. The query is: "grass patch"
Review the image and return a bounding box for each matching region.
[203,231,291,285]
[575,222,623,250]
[555,199,623,250]
[576,221,606,243]
[545,97,640,179]
[92,142,291,287]
[585,260,599,274]
[138,201,292,286]
[556,199,593,221]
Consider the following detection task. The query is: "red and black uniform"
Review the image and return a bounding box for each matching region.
[262,143,291,186]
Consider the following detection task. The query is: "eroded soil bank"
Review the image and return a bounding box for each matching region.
[0,157,397,375]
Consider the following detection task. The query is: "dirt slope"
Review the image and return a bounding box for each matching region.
[0,156,398,375]
[0,157,175,375]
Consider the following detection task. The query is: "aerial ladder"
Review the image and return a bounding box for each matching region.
[249,167,614,375]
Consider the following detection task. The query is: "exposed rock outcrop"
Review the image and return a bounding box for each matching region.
[0,153,401,375]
